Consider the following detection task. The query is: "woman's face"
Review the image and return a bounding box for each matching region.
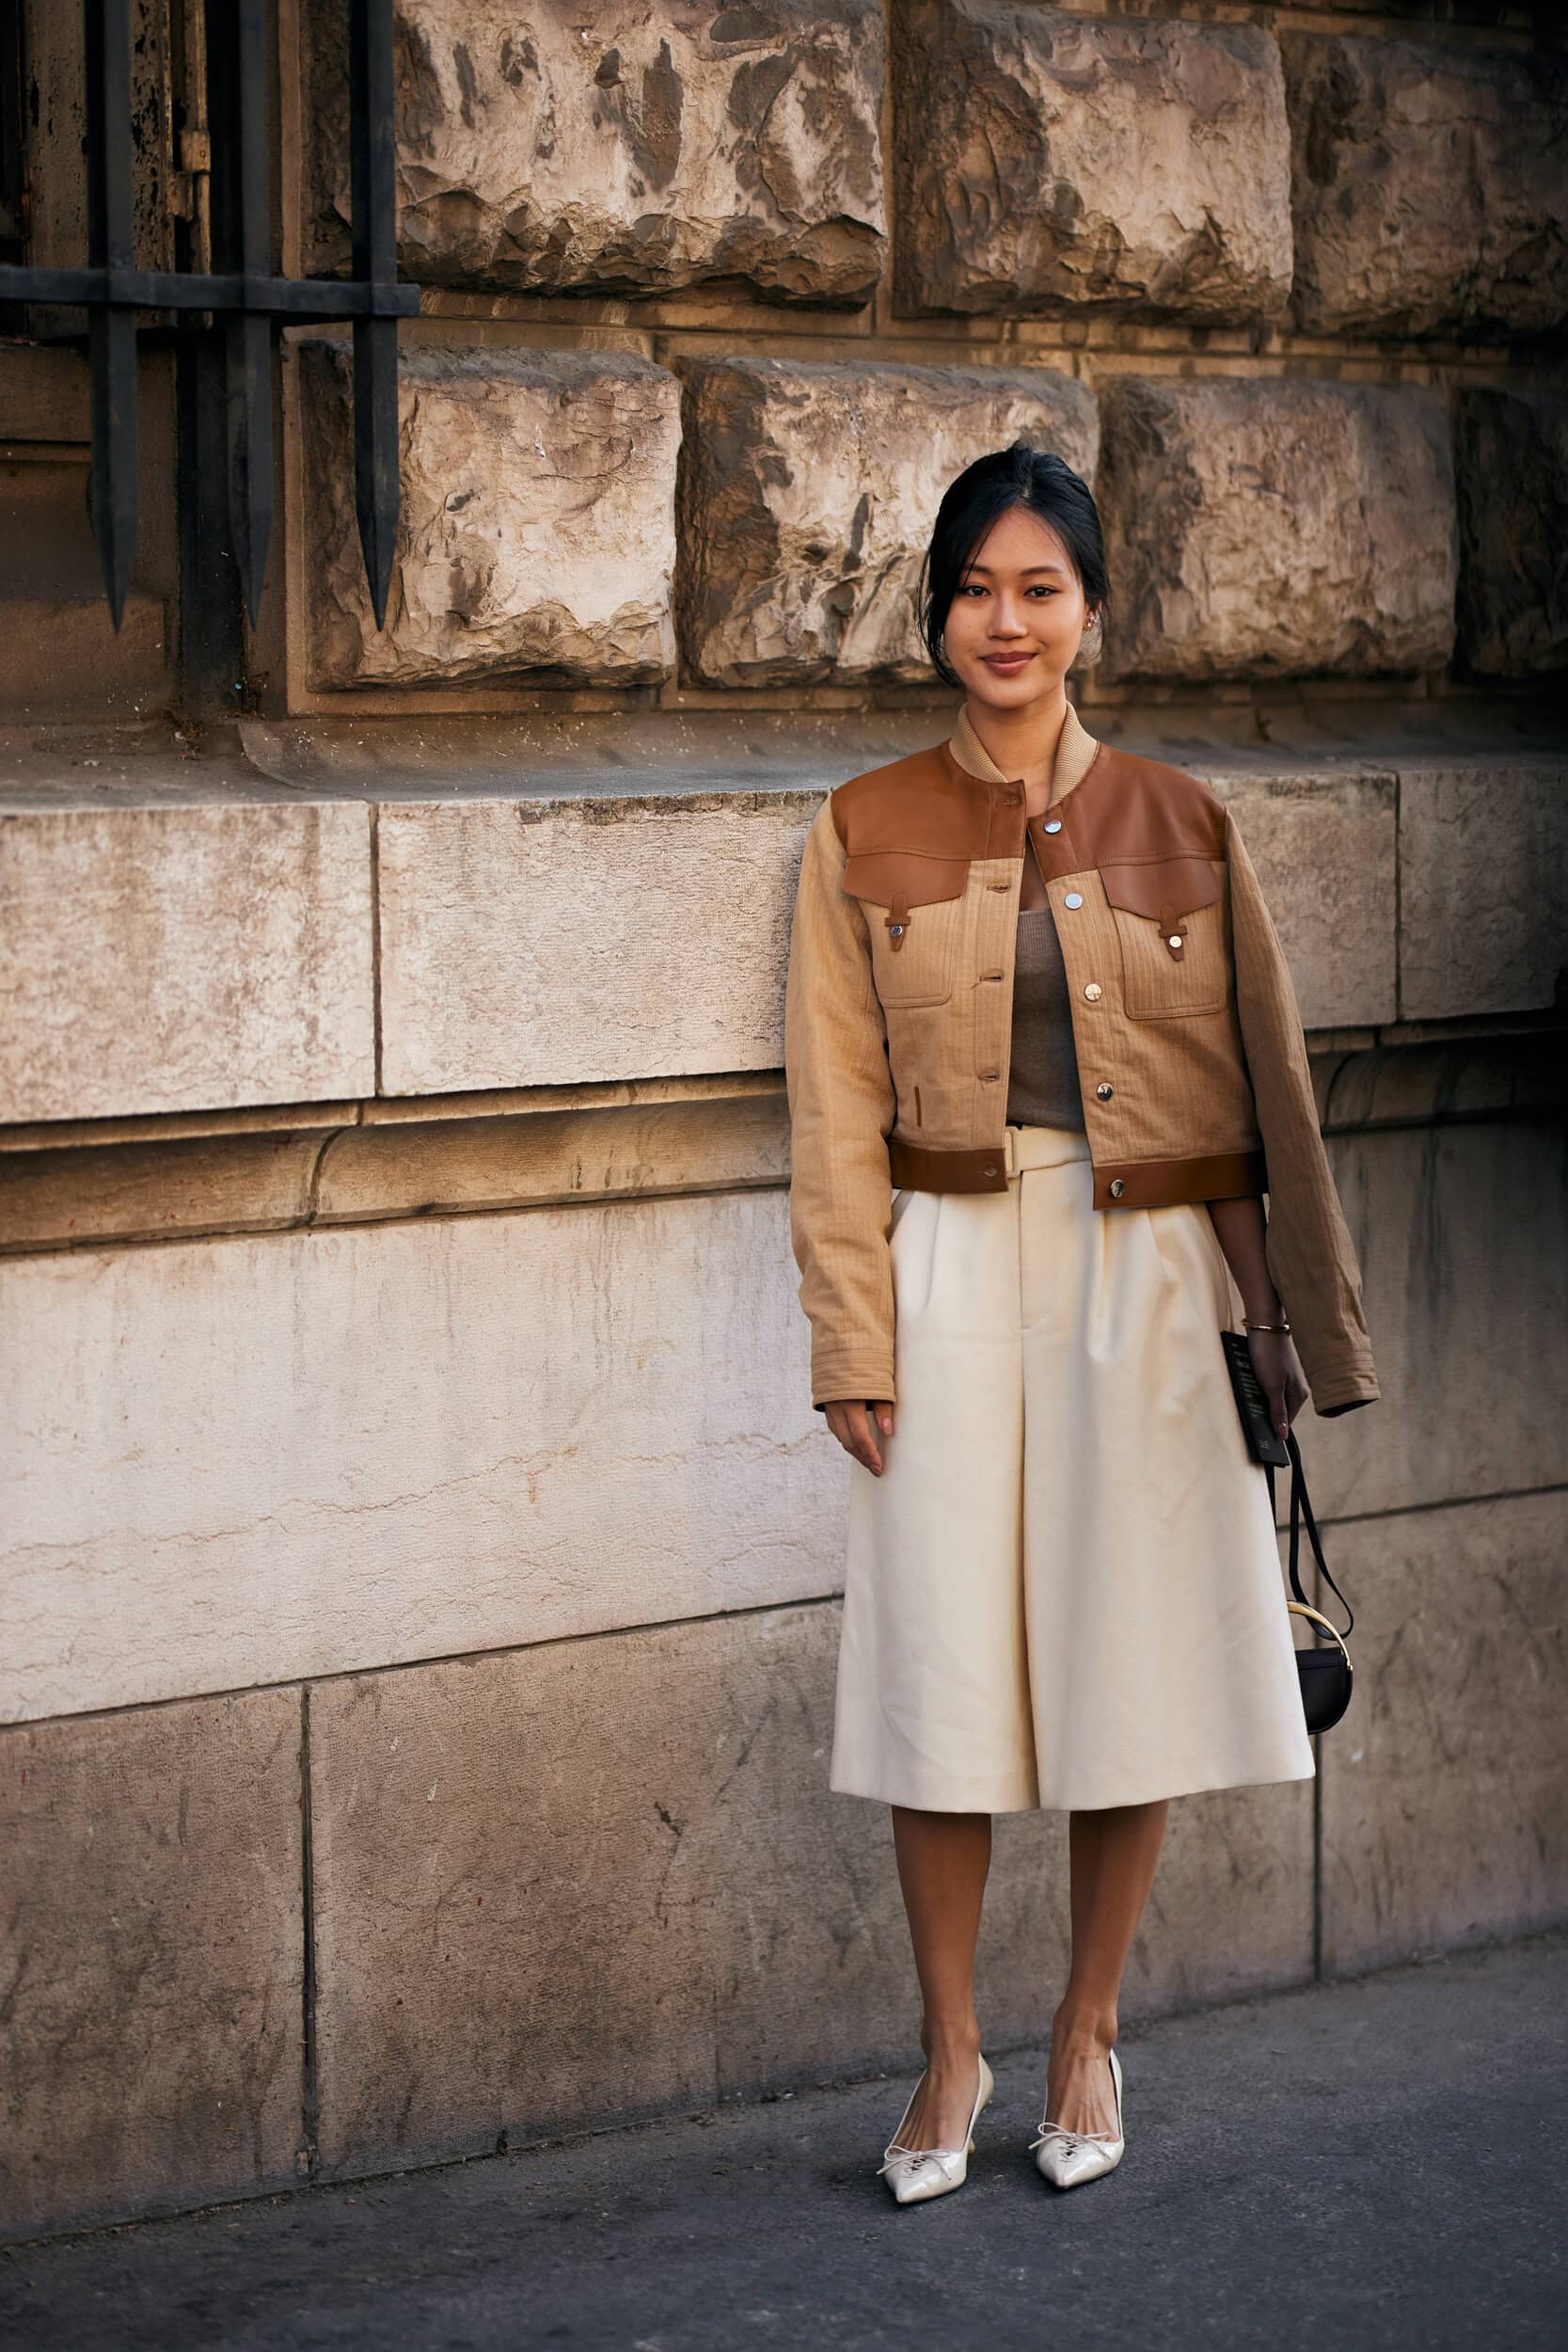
[939,504,1097,712]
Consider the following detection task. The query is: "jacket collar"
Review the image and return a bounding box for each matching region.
[947,698,1101,810]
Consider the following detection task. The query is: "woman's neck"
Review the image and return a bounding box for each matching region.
[961,688,1070,788]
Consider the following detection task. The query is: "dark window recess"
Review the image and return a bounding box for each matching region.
[0,0,417,660]
[0,8,25,275]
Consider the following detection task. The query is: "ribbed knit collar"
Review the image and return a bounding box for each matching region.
[947,697,1101,809]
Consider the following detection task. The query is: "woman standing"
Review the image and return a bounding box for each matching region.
[783,443,1378,2205]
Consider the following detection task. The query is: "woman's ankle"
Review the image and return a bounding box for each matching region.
[919,2018,982,2065]
[1051,1998,1118,2055]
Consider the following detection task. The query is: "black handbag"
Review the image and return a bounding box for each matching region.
[1266,1430,1355,1737]
[1219,1331,1354,1736]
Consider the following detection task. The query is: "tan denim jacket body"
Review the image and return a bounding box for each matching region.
[783,701,1380,1421]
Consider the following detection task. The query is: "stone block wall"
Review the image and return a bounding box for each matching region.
[1,0,1564,2246]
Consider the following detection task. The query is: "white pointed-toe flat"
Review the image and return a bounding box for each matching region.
[877,2051,994,2205]
[1029,2046,1124,2190]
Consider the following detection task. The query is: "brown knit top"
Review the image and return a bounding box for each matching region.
[1006,885,1085,1132]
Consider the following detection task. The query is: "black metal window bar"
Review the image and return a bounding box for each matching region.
[0,0,418,638]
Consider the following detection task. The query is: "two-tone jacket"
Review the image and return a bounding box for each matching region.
[783,699,1380,1422]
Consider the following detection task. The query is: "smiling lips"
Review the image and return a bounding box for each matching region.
[982,651,1035,671]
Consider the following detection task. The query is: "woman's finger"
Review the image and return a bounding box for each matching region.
[828,1401,882,1475]
[849,1403,884,1474]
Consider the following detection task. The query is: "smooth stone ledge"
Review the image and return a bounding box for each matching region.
[2,1036,1560,1258]
[0,721,1560,1121]
[0,700,1562,810]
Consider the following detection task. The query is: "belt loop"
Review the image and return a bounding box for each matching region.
[1003,1125,1017,1180]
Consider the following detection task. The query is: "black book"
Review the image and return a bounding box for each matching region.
[1219,1327,1291,1467]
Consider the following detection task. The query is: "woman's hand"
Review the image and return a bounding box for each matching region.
[1246,1329,1309,1442]
[823,1399,895,1474]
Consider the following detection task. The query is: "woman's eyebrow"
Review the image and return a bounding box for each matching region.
[962,561,1071,578]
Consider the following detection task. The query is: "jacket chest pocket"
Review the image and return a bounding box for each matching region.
[1100,855,1228,1020]
[846,850,971,1009]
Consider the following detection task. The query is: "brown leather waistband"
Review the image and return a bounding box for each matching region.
[888,1136,1267,1207]
[887,1137,1010,1193]
[1089,1150,1267,1210]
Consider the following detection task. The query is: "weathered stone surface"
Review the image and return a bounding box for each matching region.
[1398,765,1568,1020]
[1096,378,1457,682]
[376,789,816,1093]
[312,1090,788,1224]
[1453,390,1568,678]
[1282,33,1568,339]
[1208,771,1396,1030]
[301,0,885,307]
[892,0,1291,322]
[0,1129,326,1253]
[297,341,680,691]
[0,1689,303,2240]
[675,358,1099,685]
[0,1089,790,1253]
[1297,1102,1568,1525]
[0,802,373,1124]
[1320,1490,1568,1976]
[309,1602,1309,2177]
[0,1190,834,1723]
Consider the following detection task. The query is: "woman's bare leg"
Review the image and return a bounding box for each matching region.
[1045,1800,1169,2136]
[885,1804,992,2152]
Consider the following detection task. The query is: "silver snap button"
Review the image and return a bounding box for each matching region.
[1043,819,1062,834]
[1109,1177,1125,1199]
[1064,892,1083,909]
[1167,933,1182,948]
[1096,1082,1114,1100]
[889,924,904,938]
[1083,981,1102,1002]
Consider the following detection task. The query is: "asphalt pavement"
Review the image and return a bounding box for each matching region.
[2,1932,1562,2352]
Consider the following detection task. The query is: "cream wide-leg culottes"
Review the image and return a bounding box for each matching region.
[830,1122,1315,1815]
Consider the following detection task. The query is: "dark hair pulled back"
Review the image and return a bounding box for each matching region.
[916,441,1109,691]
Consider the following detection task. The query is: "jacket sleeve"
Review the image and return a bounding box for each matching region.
[784,794,899,1408]
[1225,804,1381,1419]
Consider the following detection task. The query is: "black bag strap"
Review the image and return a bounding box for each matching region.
[1265,1430,1354,1639]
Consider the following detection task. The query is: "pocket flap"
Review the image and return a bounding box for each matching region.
[844,850,970,913]
[1100,856,1221,925]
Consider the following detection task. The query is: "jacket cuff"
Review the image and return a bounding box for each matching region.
[1309,1374,1381,1418]
[812,1359,896,1411]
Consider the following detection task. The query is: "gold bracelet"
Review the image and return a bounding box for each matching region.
[1243,1316,1291,1333]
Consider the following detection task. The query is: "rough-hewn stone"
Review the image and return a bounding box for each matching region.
[0,1190,833,1724]
[297,341,680,691]
[1096,378,1457,682]
[300,0,885,306]
[1282,33,1568,339]
[1453,390,1568,678]
[892,0,1292,322]
[376,789,816,1092]
[1398,764,1568,1021]
[1320,1491,1568,1976]
[0,1690,304,2240]
[675,358,1099,685]
[0,802,373,1124]
[308,1603,1309,2178]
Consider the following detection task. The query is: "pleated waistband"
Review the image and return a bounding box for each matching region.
[1003,1122,1092,1176]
